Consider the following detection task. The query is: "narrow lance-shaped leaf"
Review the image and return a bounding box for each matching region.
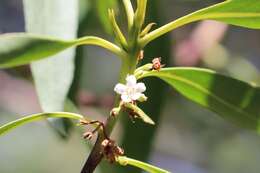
[141,0,260,45]
[0,33,73,68]
[122,0,134,29]
[0,33,122,69]
[139,68,260,133]
[23,0,79,113]
[0,112,85,136]
[117,156,170,173]
[23,0,81,137]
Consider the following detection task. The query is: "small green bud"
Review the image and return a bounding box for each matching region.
[140,23,156,37]
[138,94,148,102]
[134,63,153,79]
[135,63,153,72]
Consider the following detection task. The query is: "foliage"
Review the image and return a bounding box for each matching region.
[0,0,260,172]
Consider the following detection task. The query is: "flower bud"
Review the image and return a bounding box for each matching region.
[138,94,148,102]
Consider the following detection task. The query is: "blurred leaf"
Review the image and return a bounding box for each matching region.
[96,0,118,34]
[0,33,121,69]
[23,0,78,111]
[79,0,90,23]
[140,67,260,132]
[191,0,260,29]
[23,0,79,137]
[0,112,84,136]
[69,0,91,102]
[64,99,81,114]
[0,33,74,68]
[117,156,170,173]
[142,0,260,45]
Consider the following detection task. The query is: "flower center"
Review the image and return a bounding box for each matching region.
[126,87,136,96]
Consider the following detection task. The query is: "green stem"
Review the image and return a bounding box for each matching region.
[117,156,171,173]
[80,54,139,173]
[129,0,148,48]
[135,0,147,29]
[108,9,128,50]
[106,55,138,133]
[139,15,194,46]
[122,0,134,30]
[139,0,228,47]
[76,36,126,57]
[81,1,147,172]
[0,112,84,136]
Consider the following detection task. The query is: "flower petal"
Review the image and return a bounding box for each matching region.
[121,94,132,103]
[131,93,143,101]
[126,75,137,87]
[114,83,127,94]
[135,82,146,93]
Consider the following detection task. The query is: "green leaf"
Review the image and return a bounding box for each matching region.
[141,0,260,45]
[0,112,84,136]
[0,33,122,69]
[191,0,260,29]
[122,0,134,30]
[23,0,79,136]
[0,33,73,68]
[117,156,170,173]
[139,67,260,133]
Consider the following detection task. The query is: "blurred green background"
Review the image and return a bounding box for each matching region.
[1,0,260,173]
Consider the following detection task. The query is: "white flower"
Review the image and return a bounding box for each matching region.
[114,75,146,103]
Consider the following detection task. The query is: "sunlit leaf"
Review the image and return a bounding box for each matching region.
[22,0,79,136]
[139,67,260,133]
[0,33,121,69]
[0,112,84,136]
[117,156,170,173]
[142,0,260,45]
[0,33,74,68]
[192,0,260,29]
